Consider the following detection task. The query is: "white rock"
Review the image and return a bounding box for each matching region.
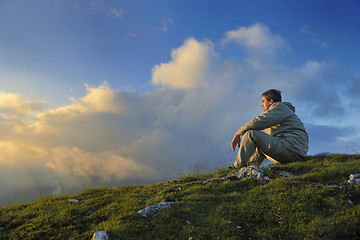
[220,176,229,181]
[229,165,270,183]
[204,179,213,183]
[138,202,174,217]
[346,199,354,206]
[348,173,360,186]
[92,231,109,240]
[0,227,4,231]
[69,199,79,203]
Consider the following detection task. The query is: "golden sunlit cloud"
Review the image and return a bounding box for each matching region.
[25,83,125,134]
[0,92,45,115]
[0,140,158,203]
[151,37,214,90]
[46,147,157,181]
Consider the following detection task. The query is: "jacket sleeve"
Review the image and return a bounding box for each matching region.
[236,104,290,136]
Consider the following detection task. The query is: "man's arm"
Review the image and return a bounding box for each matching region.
[236,103,289,136]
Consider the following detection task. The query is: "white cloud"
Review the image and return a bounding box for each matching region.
[151,37,215,90]
[221,23,287,56]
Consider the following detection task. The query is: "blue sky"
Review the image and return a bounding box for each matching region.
[2,0,359,100]
[0,0,360,204]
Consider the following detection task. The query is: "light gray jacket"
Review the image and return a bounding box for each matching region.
[237,102,309,158]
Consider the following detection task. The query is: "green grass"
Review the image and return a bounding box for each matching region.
[1,154,360,239]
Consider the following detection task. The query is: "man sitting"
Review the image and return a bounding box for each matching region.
[231,89,308,168]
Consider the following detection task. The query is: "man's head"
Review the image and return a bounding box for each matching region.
[261,89,282,112]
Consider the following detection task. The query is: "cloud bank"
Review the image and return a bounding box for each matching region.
[1,23,358,205]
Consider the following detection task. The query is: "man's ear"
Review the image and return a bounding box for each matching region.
[269,99,274,105]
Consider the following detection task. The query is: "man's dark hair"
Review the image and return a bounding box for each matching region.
[262,89,282,102]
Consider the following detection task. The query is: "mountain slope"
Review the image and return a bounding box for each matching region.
[1,154,360,239]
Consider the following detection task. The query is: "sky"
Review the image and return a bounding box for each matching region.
[0,0,360,205]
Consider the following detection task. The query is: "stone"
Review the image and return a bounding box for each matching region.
[138,202,174,217]
[69,199,79,203]
[348,173,360,186]
[204,178,213,183]
[229,165,270,183]
[92,231,109,240]
[220,176,229,181]
[87,211,94,215]
[277,171,295,178]
[346,199,354,206]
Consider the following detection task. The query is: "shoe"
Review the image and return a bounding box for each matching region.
[228,164,237,169]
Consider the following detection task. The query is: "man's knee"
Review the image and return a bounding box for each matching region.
[243,130,261,142]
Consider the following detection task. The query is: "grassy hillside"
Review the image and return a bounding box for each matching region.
[1,154,360,239]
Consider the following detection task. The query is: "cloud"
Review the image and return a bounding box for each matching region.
[46,147,157,184]
[300,25,331,49]
[0,85,168,204]
[0,141,157,204]
[28,83,132,134]
[0,83,236,205]
[151,37,215,90]
[0,141,54,204]
[0,91,46,115]
[0,92,47,134]
[282,60,345,118]
[159,19,174,33]
[127,33,137,40]
[348,74,360,96]
[305,124,359,154]
[221,23,287,57]
[1,23,358,205]
[220,23,345,119]
[90,1,126,19]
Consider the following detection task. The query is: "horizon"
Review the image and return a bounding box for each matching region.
[1,0,360,205]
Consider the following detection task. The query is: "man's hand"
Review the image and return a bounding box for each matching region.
[231,133,241,152]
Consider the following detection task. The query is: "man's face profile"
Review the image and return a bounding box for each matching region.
[261,96,273,112]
